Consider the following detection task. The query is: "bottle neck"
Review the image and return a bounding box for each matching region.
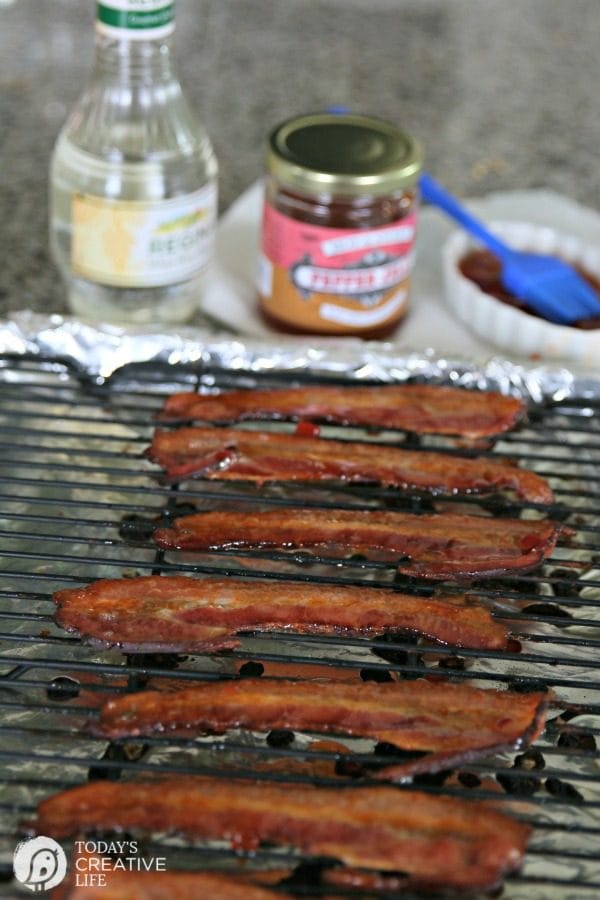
[93,0,175,85]
[94,2,176,74]
[93,29,176,82]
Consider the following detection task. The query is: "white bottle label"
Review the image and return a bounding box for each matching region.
[96,2,175,40]
[71,183,217,288]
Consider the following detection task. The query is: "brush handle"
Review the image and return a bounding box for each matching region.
[419,171,511,260]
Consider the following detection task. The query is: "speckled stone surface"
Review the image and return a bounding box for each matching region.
[1,0,598,319]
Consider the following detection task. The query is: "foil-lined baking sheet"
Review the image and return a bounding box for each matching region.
[0,309,598,400]
[1,313,599,898]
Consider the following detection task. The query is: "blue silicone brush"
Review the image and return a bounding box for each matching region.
[420,171,600,325]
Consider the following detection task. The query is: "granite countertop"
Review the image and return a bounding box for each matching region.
[1,0,599,325]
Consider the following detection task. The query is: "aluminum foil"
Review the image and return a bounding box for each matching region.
[1,314,600,899]
[0,310,598,400]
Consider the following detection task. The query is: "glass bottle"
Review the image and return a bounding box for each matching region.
[49,1,218,325]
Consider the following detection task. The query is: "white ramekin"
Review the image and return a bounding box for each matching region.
[442,221,600,368]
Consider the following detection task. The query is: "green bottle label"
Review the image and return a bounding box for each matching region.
[97,2,175,36]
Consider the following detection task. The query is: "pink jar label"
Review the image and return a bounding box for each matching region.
[259,201,418,333]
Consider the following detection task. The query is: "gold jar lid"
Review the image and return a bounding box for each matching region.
[267,112,423,198]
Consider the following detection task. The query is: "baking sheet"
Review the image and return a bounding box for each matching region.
[0,356,599,900]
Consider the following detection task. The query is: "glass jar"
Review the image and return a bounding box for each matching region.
[258,113,422,338]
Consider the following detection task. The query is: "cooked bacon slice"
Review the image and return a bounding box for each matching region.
[320,864,498,894]
[94,678,547,779]
[56,854,290,900]
[52,575,508,652]
[33,777,531,892]
[154,508,565,579]
[159,384,525,439]
[147,426,553,502]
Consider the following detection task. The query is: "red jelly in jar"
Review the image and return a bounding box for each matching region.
[258,113,423,338]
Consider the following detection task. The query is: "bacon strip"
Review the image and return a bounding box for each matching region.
[158,384,526,439]
[52,575,509,652]
[147,426,553,502]
[33,777,531,892]
[154,508,565,579]
[54,856,290,900]
[94,678,547,779]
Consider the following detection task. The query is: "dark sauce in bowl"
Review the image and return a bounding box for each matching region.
[459,249,600,330]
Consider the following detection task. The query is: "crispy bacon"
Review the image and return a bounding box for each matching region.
[94,678,547,779]
[54,854,290,900]
[52,575,508,652]
[158,384,526,439]
[147,426,553,502]
[154,508,565,579]
[33,777,531,892]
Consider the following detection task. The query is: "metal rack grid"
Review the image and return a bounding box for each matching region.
[0,354,599,898]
